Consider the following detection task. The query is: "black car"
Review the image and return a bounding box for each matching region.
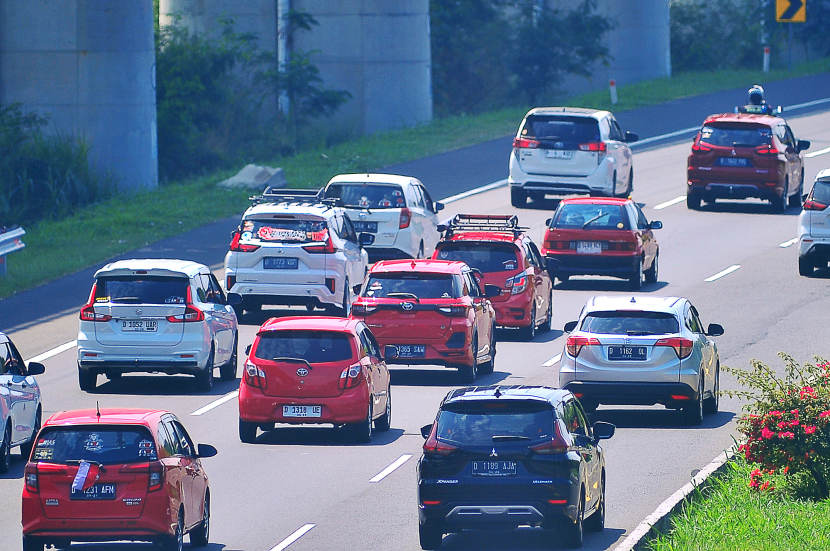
[417,386,615,549]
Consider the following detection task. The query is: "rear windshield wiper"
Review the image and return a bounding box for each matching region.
[272,357,313,368]
[111,297,141,303]
[387,292,419,300]
[625,330,660,336]
[582,212,610,229]
[492,435,531,442]
[64,459,107,472]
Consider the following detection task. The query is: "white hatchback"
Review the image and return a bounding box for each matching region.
[77,259,240,392]
[319,173,444,261]
[798,169,830,276]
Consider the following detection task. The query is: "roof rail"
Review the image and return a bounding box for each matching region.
[248,187,337,208]
[440,213,527,238]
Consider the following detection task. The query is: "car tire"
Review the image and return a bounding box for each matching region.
[540,290,552,333]
[519,303,537,341]
[584,472,605,532]
[510,187,527,208]
[419,520,443,550]
[799,256,814,277]
[703,364,720,415]
[790,180,804,208]
[22,535,44,551]
[458,336,478,383]
[644,252,658,284]
[685,376,705,426]
[0,422,11,474]
[220,334,238,381]
[628,167,634,194]
[329,278,351,317]
[629,259,643,290]
[562,490,584,548]
[190,494,210,547]
[686,193,701,210]
[375,386,392,431]
[196,348,215,391]
[773,179,788,213]
[20,408,41,460]
[78,368,97,392]
[610,171,617,197]
[478,326,496,375]
[232,303,244,318]
[162,511,184,551]
[352,403,373,444]
[239,419,258,443]
[417,241,425,259]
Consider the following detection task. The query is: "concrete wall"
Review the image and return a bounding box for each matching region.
[0,0,158,192]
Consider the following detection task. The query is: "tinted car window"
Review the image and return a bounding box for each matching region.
[324,183,406,209]
[363,273,456,299]
[32,427,158,464]
[520,115,600,149]
[813,181,830,204]
[95,276,189,305]
[699,123,772,147]
[552,204,630,230]
[254,330,355,363]
[239,218,327,245]
[580,311,679,335]
[436,402,554,446]
[435,243,521,273]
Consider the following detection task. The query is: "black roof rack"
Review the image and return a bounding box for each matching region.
[439,214,527,239]
[248,187,338,208]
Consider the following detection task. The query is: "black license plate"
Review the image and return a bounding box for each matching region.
[608,346,648,361]
[716,157,749,167]
[386,344,426,359]
[353,221,378,233]
[472,461,517,477]
[70,483,116,500]
[263,257,299,270]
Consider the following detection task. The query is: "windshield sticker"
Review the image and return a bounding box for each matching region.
[379,198,392,207]
[84,433,103,452]
[396,197,405,205]
[138,440,156,458]
[242,221,254,231]
[34,448,54,460]
[358,196,371,207]
[392,190,402,197]
[617,222,624,229]
[309,229,328,242]
[95,296,111,303]
[241,231,253,241]
[503,261,516,270]
[441,292,451,298]
[258,227,306,242]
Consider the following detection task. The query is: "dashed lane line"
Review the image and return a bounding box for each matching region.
[190,390,239,416]
[704,264,741,282]
[25,340,77,364]
[805,145,830,158]
[652,196,686,210]
[780,237,798,248]
[269,524,316,551]
[369,454,413,483]
[542,354,562,367]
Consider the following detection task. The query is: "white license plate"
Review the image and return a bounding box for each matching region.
[576,241,603,254]
[121,320,158,332]
[283,405,322,418]
[546,150,572,159]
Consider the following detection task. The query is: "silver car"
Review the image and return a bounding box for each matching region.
[0,331,45,472]
[798,168,830,276]
[559,296,723,425]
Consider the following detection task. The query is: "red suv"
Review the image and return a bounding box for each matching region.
[351,259,498,383]
[541,197,661,290]
[433,214,553,340]
[686,113,810,212]
[22,408,216,551]
[238,316,391,444]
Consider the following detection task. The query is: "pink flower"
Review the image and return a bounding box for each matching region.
[820,411,830,419]
[778,431,795,439]
[769,411,783,417]
[805,426,818,434]
[790,420,800,427]
[761,427,776,439]
[777,421,788,429]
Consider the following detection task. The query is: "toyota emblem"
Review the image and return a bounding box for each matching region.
[402,302,414,311]
[296,368,309,377]
[135,309,142,316]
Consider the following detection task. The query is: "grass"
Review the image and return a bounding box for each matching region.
[645,458,830,551]
[2,59,830,300]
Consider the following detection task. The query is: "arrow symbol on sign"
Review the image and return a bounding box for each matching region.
[782,0,803,20]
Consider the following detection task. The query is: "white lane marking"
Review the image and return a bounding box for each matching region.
[780,237,798,248]
[369,454,413,483]
[652,195,686,210]
[805,146,830,158]
[190,390,239,416]
[441,178,508,203]
[630,126,699,148]
[784,97,830,112]
[542,354,562,367]
[269,524,316,551]
[26,340,77,364]
[704,264,740,282]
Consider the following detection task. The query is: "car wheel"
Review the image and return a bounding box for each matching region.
[458,336,478,383]
[417,241,425,259]
[478,326,496,375]
[799,256,814,277]
[519,303,537,341]
[628,167,634,194]
[162,511,184,551]
[685,376,705,426]
[562,490,584,548]
[644,252,658,284]
[329,278,351,317]
[20,408,41,460]
[375,386,392,431]
[510,187,527,208]
[773,179,788,213]
[629,258,643,290]
[196,348,215,391]
[704,364,720,415]
[0,422,11,474]
[239,419,258,443]
[686,193,701,210]
[22,535,44,551]
[190,494,210,547]
[540,290,552,333]
[352,402,373,443]
[220,333,238,381]
[78,367,97,392]
[610,171,617,197]
[584,472,605,532]
[790,173,804,208]
[419,520,443,550]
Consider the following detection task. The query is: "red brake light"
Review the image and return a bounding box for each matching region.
[229,231,261,253]
[167,287,205,323]
[302,229,336,254]
[804,199,828,211]
[338,363,363,390]
[399,207,412,229]
[691,142,712,152]
[437,305,468,317]
[351,303,377,316]
[422,423,458,456]
[513,137,540,149]
[578,142,607,152]
[530,420,571,455]
[755,144,779,156]
[24,464,39,493]
[148,461,163,492]
[566,336,600,357]
[79,283,112,322]
[244,360,266,389]
[655,337,694,359]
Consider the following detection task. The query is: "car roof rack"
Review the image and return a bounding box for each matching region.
[440,214,527,238]
[249,187,338,208]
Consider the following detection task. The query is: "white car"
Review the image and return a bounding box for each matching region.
[319,173,444,261]
[224,189,369,315]
[798,168,830,276]
[77,259,240,392]
[508,107,638,207]
[0,331,44,472]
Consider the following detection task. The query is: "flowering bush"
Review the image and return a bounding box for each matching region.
[723,353,830,498]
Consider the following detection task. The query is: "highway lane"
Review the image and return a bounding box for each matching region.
[2,110,830,550]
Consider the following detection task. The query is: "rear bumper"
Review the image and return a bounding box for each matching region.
[561,381,698,406]
[227,281,340,308]
[238,382,369,425]
[378,339,474,367]
[509,157,611,196]
[492,292,533,328]
[687,179,782,201]
[545,252,639,279]
[77,352,205,376]
[798,237,830,262]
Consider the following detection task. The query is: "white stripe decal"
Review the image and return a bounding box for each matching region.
[370,454,413,483]
[191,390,239,416]
[705,265,741,282]
[780,237,798,248]
[26,340,77,364]
[543,354,562,367]
[652,196,686,210]
[269,524,316,551]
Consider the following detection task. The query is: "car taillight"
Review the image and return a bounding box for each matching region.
[804,199,828,211]
[244,361,267,389]
[399,207,412,229]
[148,461,163,492]
[505,273,527,295]
[79,283,112,322]
[303,230,336,254]
[566,335,600,357]
[655,337,694,359]
[226,275,236,291]
[339,363,363,390]
[422,423,458,456]
[530,420,571,455]
[578,141,607,152]
[438,305,468,317]
[755,144,779,156]
[351,303,377,316]
[691,142,712,152]
[608,240,637,251]
[513,137,540,149]
[24,465,39,493]
[229,231,261,253]
[167,287,205,323]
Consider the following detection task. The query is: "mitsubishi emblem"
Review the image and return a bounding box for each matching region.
[731,149,737,157]
[490,448,498,458]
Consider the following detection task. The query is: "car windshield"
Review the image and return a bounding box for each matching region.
[362,273,456,299]
[552,204,629,230]
[580,311,679,335]
[813,181,830,204]
[254,330,355,363]
[520,115,600,149]
[95,276,189,305]
[437,402,553,446]
[239,218,328,245]
[33,427,158,465]
[699,123,772,147]
[435,243,520,273]
[323,183,406,209]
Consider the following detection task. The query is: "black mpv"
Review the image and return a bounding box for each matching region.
[417,386,615,549]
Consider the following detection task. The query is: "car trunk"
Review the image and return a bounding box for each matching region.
[516,115,602,177]
[434,242,523,304]
[692,123,774,184]
[358,301,455,341]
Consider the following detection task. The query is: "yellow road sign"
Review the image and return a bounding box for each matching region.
[776,0,806,22]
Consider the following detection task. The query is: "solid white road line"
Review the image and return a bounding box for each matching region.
[26,340,77,364]
[652,195,686,210]
[780,237,798,248]
[805,146,830,159]
[630,126,700,148]
[785,97,830,112]
[269,524,316,551]
[542,354,562,367]
[369,454,413,483]
[191,390,239,416]
[441,179,508,203]
[704,264,740,282]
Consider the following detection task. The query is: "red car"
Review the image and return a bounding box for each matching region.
[541,196,661,290]
[433,214,553,340]
[686,112,810,212]
[238,316,391,444]
[350,259,498,383]
[22,408,216,551]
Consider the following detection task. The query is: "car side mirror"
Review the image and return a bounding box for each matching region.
[245,344,252,355]
[197,443,218,458]
[420,424,433,439]
[484,284,501,298]
[649,220,663,230]
[434,202,444,212]
[545,218,552,226]
[359,232,374,247]
[797,140,811,152]
[564,320,578,333]
[27,362,45,376]
[226,292,242,306]
[592,421,615,440]
[706,323,724,337]
[436,224,447,233]
[624,131,639,143]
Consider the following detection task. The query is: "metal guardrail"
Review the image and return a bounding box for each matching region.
[0,226,26,276]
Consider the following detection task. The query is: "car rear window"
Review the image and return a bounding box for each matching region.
[254,330,355,363]
[323,183,407,209]
[363,273,456,299]
[580,311,679,335]
[699,123,772,147]
[435,243,521,273]
[551,204,630,230]
[32,427,158,464]
[812,180,830,204]
[437,402,553,446]
[520,115,600,149]
[240,218,328,245]
[95,276,189,305]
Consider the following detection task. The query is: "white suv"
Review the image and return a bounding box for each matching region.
[77,259,240,392]
[798,169,830,276]
[224,189,369,315]
[319,173,444,261]
[509,107,638,207]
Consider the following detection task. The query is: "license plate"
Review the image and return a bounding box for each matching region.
[353,221,378,233]
[263,257,299,270]
[70,484,116,500]
[121,320,157,332]
[576,241,603,254]
[717,157,749,167]
[386,344,426,359]
[283,405,322,418]
[472,461,517,477]
[545,150,573,159]
[608,346,648,361]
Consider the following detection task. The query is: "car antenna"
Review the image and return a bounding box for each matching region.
[96,401,101,418]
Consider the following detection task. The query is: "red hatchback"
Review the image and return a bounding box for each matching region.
[238,316,391,443]
[541,197,661,290]
[433,214,553,340]
[351,259,498,383]
[21,408,216,551]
